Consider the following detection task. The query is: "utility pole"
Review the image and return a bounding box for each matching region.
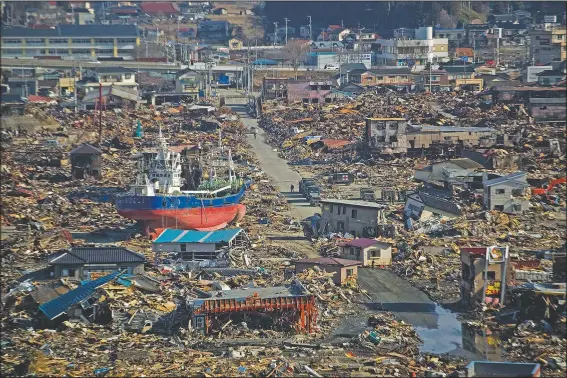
[284,18,289,45]
[273,22,278,46]
[307,16,312,41]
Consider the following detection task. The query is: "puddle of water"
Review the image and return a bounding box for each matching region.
[415,304,505,360]
[415,304,462,354]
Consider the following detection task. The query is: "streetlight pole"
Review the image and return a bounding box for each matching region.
[284,18,289,45]
[273,22,278,46]
[307,16,312,41]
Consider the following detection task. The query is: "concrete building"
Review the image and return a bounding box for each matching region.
[294,257,362,285]
[404,192,461,222]
[460,246,510,307]
[483,171,530,214]
[434,28,465,46]
[318,199,387,238]
[0,24,141,60]
[70,143,102,180]
[374,26,448,68]
[364,118,408,154]
[529,26,566,65]
[305,51,372,70]
[338,239,393,267]
[406,125,495,150]
[48,247,145,280]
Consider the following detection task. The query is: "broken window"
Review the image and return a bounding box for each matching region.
[346,269,354,277]
[486,271,496,280]
[511,189,524,197]
[462,264,471,280]
[494,205,504,211]
[495,188,505,194]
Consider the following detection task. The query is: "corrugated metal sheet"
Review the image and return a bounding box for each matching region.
[154,228,242,244]
[39,271,121,320]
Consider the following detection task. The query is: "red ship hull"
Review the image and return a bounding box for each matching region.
[118,204,246,231]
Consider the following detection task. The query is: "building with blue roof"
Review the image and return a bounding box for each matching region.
[39,271,121,321]
[1,24,140,60]
[152,228,245,261]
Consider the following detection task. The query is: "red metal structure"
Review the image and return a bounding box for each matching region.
[190,287,317,335]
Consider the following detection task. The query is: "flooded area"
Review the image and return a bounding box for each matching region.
[415,304,463,354]
[415,304,505,360]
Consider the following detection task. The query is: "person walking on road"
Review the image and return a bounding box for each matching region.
[290,184,295,193]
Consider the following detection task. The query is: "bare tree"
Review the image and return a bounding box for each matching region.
[283,40,309,79]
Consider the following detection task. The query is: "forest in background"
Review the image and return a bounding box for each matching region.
[263,1,566,34]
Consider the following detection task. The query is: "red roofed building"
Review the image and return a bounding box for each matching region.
[338,238,393,267]
[294,257,362,285]
[139,2,179,15]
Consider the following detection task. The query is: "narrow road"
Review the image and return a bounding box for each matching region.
[227,98,315,221]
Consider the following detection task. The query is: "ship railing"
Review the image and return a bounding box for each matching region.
[180,184,232,196]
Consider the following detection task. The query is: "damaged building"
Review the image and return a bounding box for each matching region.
[317,199,390,238]
[69,143,103,180]
[187,280,317,335]
[460,246,511,307]
[483,171,531,214]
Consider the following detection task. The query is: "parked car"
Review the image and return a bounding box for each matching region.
[324,64,339,71]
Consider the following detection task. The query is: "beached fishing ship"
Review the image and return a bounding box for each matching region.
[115,128,249,231]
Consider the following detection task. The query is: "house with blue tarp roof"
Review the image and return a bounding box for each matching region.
[152,228,246,261]
[39,271,122,321]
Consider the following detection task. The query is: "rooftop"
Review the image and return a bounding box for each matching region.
[484,171,528,187]
[39,271,121,320]
[48,247,146,265]
[139,2,179,14]
[154,228,243,244]
[1,24,140,38]
[409,192,461,215]
[368,67,412,75]
[194,283,309,303]
[294,257,362,267]
[320,198,387,209]
[345,238,392,248]
[409,125,494,133]
[95,67,137,74]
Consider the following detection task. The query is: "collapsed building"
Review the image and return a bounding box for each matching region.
[187,280,317,335]
[364,117,498,157]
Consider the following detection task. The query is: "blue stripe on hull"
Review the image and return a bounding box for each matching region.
[115,182,248,211]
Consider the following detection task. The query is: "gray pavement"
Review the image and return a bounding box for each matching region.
[226,97,316,221]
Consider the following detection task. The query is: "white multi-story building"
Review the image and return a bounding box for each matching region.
[374,26,449,69]
[1,24,140,60]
